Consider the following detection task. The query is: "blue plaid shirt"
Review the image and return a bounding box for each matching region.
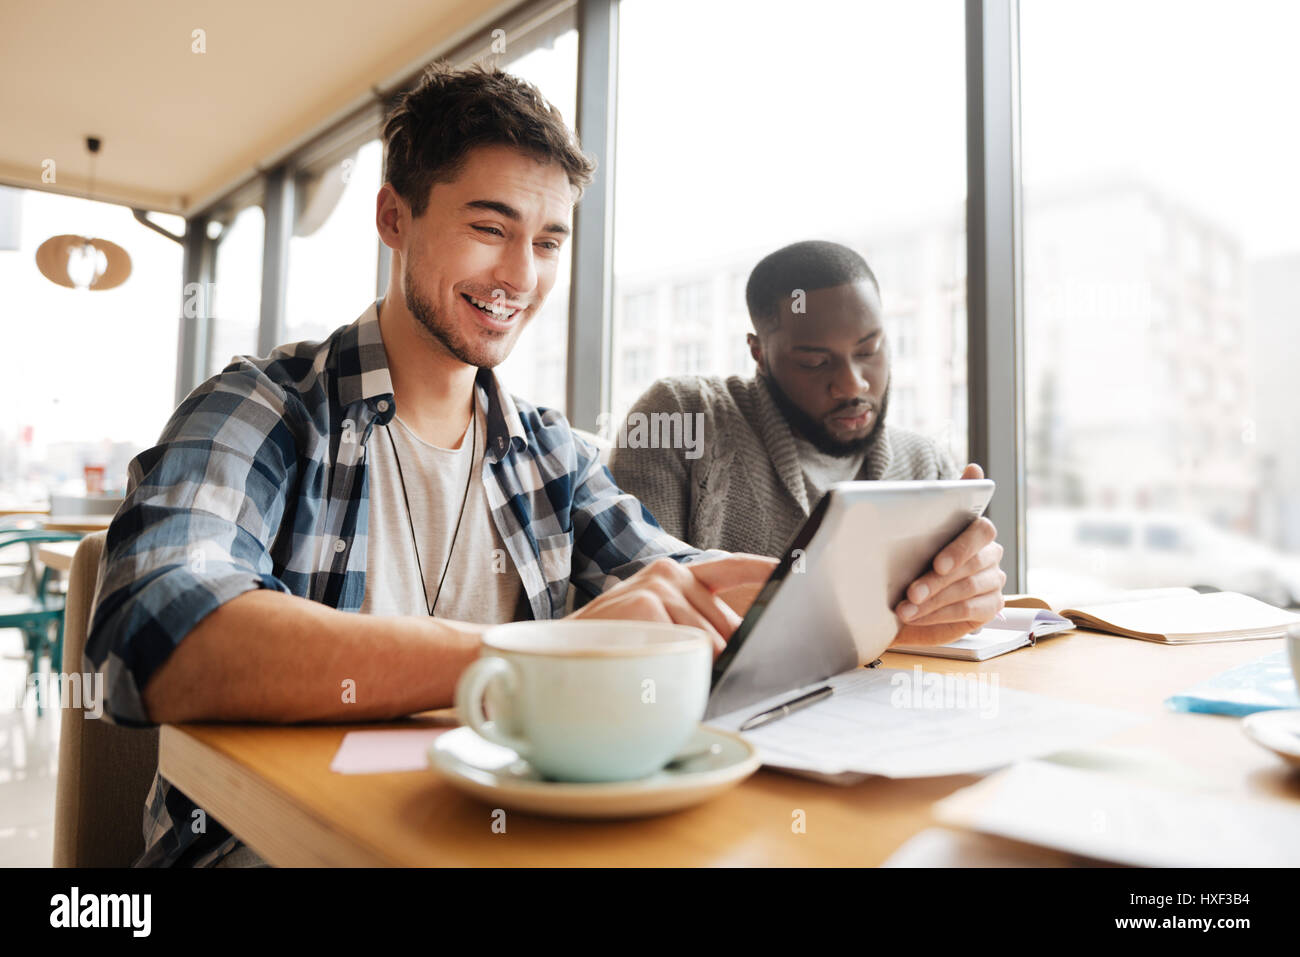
[85,299,708,867]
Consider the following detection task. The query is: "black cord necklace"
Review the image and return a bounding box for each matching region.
[384,403,477,617]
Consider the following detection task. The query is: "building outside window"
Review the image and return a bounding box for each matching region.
[1021,0,1300,606]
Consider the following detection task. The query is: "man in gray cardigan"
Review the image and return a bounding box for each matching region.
[610,240,1002,642]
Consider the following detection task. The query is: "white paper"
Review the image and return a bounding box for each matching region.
[329,728,450,774]
[998,606,1074,636]
[1069,591,1300,639]
[882,826,1083,867]
[887,628,1023,660]
[1024,584,1199,614]
[705,667,1142,778]
[933,760,1300,867]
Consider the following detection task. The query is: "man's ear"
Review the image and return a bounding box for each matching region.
[375,183,406,252]
[747,333,767,375]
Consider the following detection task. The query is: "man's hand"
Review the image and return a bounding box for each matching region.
[714,581,765,618]
[569,554,777,656]
[891,462,1006,647]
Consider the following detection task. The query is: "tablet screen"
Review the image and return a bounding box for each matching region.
[705,479,995,719]
[710,490,833,688]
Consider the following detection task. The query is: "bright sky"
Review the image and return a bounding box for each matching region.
[612,0,1300,276]
[1020,0,1300,257]
[613,0,967,275]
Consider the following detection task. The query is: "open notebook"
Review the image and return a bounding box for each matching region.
[1005,586,1300,644]
[890,606,1074,661]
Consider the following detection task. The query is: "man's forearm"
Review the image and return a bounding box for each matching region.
[140,590,484,724]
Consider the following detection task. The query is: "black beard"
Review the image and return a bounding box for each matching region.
[403,270,501,369]
[761,372,890,458]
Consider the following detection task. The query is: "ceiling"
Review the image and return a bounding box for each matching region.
[0,0,514,217]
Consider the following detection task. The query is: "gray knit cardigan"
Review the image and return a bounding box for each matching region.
[608,374,960,557]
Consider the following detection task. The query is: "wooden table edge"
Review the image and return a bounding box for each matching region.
[159,725,396,867]
[40,517,112,533]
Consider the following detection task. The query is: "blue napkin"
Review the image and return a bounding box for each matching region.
[1165,651,1299,717]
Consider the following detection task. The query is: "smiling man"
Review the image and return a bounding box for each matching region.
[85,70,1001,869]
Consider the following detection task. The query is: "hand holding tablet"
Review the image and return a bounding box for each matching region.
[891,463,1007,647]
[705,477,999,719]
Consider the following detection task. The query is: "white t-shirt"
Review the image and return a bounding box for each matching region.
[359,407,528,623]
[792,434,868,507]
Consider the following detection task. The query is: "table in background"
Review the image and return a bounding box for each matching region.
[39,516,111,533]
[158,630,1300,866]
[0,506,49,518]
[37,541,79,574]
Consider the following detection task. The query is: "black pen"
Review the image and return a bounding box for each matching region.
[739,685,834,732]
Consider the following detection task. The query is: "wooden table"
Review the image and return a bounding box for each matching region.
[159,631,1300,866]
[40,515,111,533]
[37,541,79,573]
[0,506,49,518]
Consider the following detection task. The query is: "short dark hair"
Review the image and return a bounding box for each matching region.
[382,61,596,218]
[745,240,880,333]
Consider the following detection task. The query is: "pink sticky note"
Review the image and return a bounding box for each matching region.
[329,728,451,774]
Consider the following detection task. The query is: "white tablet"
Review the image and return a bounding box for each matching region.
[705,479,996,719]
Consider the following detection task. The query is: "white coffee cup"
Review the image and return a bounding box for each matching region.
[455,620,711,782]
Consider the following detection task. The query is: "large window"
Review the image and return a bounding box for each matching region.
[1021,0,1300,606]
[146,1,1300,611]
[283,139,383,345]
[0,187,182,500]
[609,0,969,464]
[208,204,264,376]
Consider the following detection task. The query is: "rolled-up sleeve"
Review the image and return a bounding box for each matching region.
[84,362,302,726]
[568,428,727,600]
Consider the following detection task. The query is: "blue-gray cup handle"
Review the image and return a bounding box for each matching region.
[455,656,531,756]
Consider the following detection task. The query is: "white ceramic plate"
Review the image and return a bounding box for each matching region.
[428,725,760,819]
[1242,708,1300,767]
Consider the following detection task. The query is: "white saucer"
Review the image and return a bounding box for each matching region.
[1242,708,1300,767]
[428,725,760,819]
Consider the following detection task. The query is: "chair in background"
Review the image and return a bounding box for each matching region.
[53,530,160,867]
[0,516,49,591]
[0,529,83,714]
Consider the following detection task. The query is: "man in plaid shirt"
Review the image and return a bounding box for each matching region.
[85,64,1005,867]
